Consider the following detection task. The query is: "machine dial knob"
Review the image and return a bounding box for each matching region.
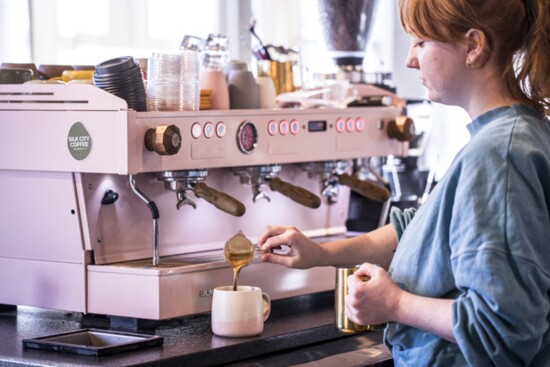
[387,116,415,142]
[144,124,182,155]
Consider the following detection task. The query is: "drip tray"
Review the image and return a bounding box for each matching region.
[22,328,163,357]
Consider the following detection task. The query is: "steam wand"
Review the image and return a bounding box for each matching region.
[129,175,160,266]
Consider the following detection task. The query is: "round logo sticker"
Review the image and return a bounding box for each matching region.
[67,122,92,161]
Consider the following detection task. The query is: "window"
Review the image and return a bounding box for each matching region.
[0,0,32,62]
[32,0,226,65]
[0,0,252,66]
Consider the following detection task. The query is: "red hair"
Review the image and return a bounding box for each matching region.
[399,0,550,115]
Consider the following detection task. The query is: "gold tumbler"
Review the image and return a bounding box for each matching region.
[335,266,384,333]
[257,60,294,95]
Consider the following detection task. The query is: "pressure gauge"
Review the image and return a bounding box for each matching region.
[236,120,258,154]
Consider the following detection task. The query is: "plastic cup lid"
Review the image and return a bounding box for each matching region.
[95,56,135,75]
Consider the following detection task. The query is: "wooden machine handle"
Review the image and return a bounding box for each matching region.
[268,177,321,209]
[338,173,390,202]
[194,182,246,217]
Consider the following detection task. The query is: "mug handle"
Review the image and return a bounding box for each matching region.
[262,292,271,321]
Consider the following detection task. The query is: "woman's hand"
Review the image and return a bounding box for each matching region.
[345,262,402,325]
[257,225,326,269]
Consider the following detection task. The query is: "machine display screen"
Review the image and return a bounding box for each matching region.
[308,120,327,132]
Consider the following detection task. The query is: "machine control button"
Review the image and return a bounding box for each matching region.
[279,119,289,135]
[267,120,278,136]
[346,118,355,133]
[204,122,214,138]
[216,122,226,138]
[101,190,119,205]
[290,119,300,135]
[336,118,346,133]
[144,124,182,155]
[355,117,365,132]
[237,120,258,154]
[191,122,202,139]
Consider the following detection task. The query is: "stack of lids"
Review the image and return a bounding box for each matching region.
[92,56,147,112]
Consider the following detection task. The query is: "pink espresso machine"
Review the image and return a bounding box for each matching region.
[0,84,411,320]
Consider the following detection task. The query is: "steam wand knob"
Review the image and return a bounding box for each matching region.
[387,116,415,142]
[145,124,182,155]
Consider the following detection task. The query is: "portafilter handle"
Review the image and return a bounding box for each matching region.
[194,182,246,217]
[268,177,322,209]
[337,173,390,202]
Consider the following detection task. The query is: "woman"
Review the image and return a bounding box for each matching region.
[258,0,550,365]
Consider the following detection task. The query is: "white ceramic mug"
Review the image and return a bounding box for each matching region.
[211,285,271,337]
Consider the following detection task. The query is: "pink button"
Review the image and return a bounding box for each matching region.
[290,119,300,135]
[279,119,289,135]
[204,122,214,138]
[355,117,365,132]
[336,118,346,133]
[216,122,226,138]
[346,118,355,133]
[191,122,202,139]
[267,120,278,136]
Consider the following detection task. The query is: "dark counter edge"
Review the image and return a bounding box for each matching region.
[0,291,389,367]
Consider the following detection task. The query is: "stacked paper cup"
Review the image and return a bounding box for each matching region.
[146,51,200,111]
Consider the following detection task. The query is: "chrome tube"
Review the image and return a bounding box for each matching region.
[129,175,160,266]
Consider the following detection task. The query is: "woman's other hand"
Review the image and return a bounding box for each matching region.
[345,262,402,326]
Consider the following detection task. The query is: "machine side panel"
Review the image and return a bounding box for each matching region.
[0,258,86,312]
[0,170,88,312]
[0,170,84,262]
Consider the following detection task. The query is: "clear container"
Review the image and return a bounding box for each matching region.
[146,51,200,111]
[203,33,229,71]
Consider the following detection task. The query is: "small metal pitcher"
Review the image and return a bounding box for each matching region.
[335,266,384,333]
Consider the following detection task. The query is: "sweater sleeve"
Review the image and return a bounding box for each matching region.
[449,116,550,365]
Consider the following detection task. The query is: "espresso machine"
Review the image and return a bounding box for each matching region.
[0,82,411,320]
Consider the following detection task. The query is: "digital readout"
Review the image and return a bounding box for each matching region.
[308,120,327,132]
